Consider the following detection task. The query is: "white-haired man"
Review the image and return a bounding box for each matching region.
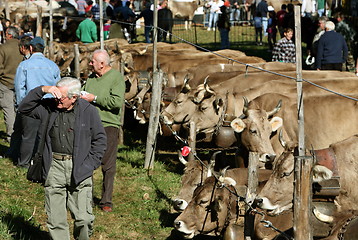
[316,20,348,71]
[18,77,107,240]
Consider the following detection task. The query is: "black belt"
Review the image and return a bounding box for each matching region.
[52,153,72,161]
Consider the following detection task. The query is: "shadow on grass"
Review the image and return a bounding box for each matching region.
[1,211,50,240]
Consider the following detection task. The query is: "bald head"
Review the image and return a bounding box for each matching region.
[90,49,112,76]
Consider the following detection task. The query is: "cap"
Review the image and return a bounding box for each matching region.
[30,37,45,47]
[268,5,275,11]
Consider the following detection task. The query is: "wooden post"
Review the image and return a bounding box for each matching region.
[100,0,104,50]
[36,6,43,37]
[293,5,312,240]
[118,102,125,145]
[49,0,54,60]
[188,121,196,161]
[244,152,259,239]
[144,0,160,169]
[74,44,80,79]
[4,1,9,22]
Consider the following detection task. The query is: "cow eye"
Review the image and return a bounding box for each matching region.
[249,129,257,135]
[176,100,183,105]
[200,106,208,111]
[280,171,292,178]
[199,199,209,205]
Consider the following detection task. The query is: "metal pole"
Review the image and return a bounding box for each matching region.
[74,44,80,79]
[49,0,54,60]
[144,0,160,169]
[36,6,43,37]
[100,0,104,50]
[188,121,196,161]
[293,5,312,240]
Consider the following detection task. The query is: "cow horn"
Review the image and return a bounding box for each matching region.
[178,150,188,166]
[203,76,215,95]
[124,65,131,73]
[267,100,282,118]
[242,96,249,116]
[278,129,286,148]
[313,206,334,223]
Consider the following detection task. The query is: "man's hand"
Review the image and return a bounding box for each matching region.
[42,86,62,99]
[81,92,96,102]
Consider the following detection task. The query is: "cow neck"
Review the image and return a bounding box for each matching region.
[313,147,339,177]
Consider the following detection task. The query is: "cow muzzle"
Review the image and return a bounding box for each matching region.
[259,153,276,163]
[173,220,195,239]
[172,199,188,212]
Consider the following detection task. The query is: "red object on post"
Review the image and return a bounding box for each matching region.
[181,146,191,157]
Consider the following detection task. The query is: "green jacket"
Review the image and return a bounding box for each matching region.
[76,18,98,43]
[82,68,125,128]
[0,39,23,88]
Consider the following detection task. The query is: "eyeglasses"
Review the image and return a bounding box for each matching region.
[56,96,70,103]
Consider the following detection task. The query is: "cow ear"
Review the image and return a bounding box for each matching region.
[270,116,283,132]
[213,198,222,212]
[231,118,246,133]
[312,165,333,182]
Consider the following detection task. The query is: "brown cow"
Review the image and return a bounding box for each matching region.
[256,134,358,239]
[173,168,272,239]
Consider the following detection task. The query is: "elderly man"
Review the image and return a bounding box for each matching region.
[14,37,60,168]
[0,26,22,143]
[81,49,125,212]
[18,77,107,240]
[316,21,348,71]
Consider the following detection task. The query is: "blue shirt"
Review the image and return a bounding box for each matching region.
[15,52,61,105]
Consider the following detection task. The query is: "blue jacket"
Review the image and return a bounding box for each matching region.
[316,30,348,69]
[18,87,107,185]
[14,52,61,105]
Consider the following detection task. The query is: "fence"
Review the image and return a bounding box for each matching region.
[157,18,257,48]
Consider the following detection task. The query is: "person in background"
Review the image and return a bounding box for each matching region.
[77,0,88,16]
[267,7,277,51]
[256,0,268,36]
[91,1,101,19]
[81,50,125,213]
[103,19,111,40]
[0,26,23,145]
[137,2,153,43]
[18,78,107,240]
[335,12,356,71]
[7,35,32,160]
[276,4,287,38]
[14,37,61,168]
[254,12,263,45]
[316,21,348,71]
[217,5,231,49]
[106,0,118,20]
[85,0,94,12]
[229,0,240,24]
[272,28,295,63]
[76,11,98,43]
[207,0,223,31]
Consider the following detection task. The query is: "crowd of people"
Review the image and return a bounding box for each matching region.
[0,15,125,239]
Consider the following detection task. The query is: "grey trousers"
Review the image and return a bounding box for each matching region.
[45,158,94,240]
[0,82,16,140]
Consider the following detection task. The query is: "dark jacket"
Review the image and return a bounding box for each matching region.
[316,30,348,69]
[18,86,107,185]
[0,38,23,88]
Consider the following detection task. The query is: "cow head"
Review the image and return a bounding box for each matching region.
[172,151,219,212]
[174,175,239,238]
[161,75,200,126]
[231,97,283,163]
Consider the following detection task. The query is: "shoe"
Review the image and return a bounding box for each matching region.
[259,42,263,46]
[101,206,112,212]
[207,27,211,31]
